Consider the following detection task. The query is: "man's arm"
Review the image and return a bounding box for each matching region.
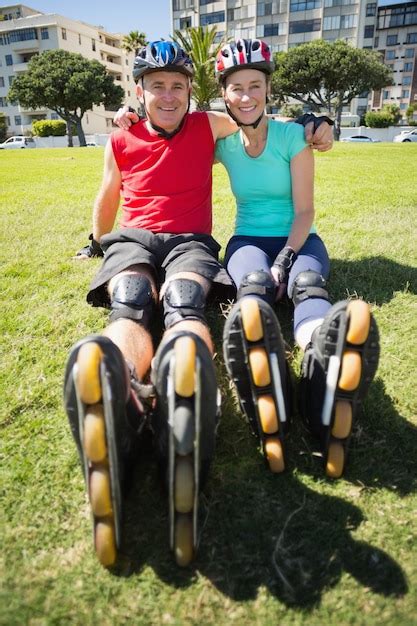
[206,111,238,142]
[92,139,122,241]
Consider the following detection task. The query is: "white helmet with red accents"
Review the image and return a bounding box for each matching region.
[215,38,274,83]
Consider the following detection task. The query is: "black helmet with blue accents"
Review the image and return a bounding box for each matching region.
[133,41,194,83]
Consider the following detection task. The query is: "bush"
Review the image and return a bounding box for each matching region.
[32,119,66,137]
[279,103,304,118]
[364,110,392,128]
[406,103,417,124]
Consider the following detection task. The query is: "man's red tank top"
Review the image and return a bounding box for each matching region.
[110,112,214,234]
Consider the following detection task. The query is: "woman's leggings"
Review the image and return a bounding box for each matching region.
[225,233,332,336]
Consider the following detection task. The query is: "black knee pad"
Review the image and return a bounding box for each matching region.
[110,274,154,327]
[289,270,329,307]
[237,270,276,306]
[163,279,206,329]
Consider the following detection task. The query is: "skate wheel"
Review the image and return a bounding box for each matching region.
[173,401,195,456]
[339,351,361,391]
[95,519,116,567]
[174,514,194,567]
[347,300,371,346]
[264,437,285,473]
[90,468,113,517]
[241,298,263,343]
[326,442,345,479]
[174,456,194,514]
[249,347,271,387]
[332,401,352,439]
[83,404,107,463]
[77,342,103,405]
[258,396,279,434]
[174,336,196,398]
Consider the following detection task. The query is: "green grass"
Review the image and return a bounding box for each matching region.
[1,144,416,626]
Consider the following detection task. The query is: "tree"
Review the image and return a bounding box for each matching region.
[271,40,393,140]
[365,104,401,128]
[0,112,7,143]
[172,26,223,111]
[8,49,124,146]
[406,102,417,125]
[121,30,147,54]
[279,103,304,119]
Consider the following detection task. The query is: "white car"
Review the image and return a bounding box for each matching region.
[0,136,36,149]
[340,135,379,143]
[393,129,417,143]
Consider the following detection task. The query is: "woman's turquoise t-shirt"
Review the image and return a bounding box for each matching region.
[215,119,315,237]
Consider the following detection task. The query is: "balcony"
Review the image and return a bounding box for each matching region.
[10,39,40,53]
[13,62,28,73]
[105,60,124,74]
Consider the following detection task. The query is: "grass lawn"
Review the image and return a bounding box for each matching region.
[1,143,416,625]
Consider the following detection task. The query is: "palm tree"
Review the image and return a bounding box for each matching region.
[121,31,147,55]
[172,26,225,111]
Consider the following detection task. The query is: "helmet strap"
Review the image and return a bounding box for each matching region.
[225,104,264,129]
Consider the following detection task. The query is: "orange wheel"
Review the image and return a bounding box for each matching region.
[95,520,116,567]
[174,514,194,567]
[90,468,113,517]
[174,456,194,514]
[77,342,103,405]
[339,351,361,391]
[326,442,345,479]
[174,336,196,398]
[332,401,352,439]
[346,300,371,345]
[83,404,107,463]
[258,396,279,434]
[264,437,285,473]
[249,347,271,387]
[241,298,263,343]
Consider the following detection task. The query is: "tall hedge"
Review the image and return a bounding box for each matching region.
[32,120,67,137]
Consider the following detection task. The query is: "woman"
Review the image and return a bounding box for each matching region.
[216,39,380,478]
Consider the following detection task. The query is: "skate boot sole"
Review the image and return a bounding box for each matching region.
[153,332,218,567]
[223,297,291,473]
[320,300,380,478]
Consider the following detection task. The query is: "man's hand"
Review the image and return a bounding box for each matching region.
[305,120,334,152]
[113,105,140,130]
[73,234,103,260]
[271,246,297,300]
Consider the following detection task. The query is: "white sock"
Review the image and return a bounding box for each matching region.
[295,318,324,351]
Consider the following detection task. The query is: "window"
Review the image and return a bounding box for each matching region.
[386,35,398,46]
[6,55,12,66]
[374,37,379,47]
[214,30,225,43]
[92,39,96,51]
[364,25,374,39]
[0,33,10,45]
[61,28,67,40]
[378,6,417,29]
[386,50,395,60]
[404,62,413,72]
[51,112,59,120]
[14,115,21,125]
[41,27,49,40]
[200,11,225,26]
[263,22,287,36]
[290,0,321,11]
[383,90,390,98]
[400,103,407,109]
[9,28,38,43]
[199,0,215,5]
[324,0,357,7]
[323,16,340,30]
[0,76,4,87]
[340,14,357,29]
[78,33,82,45]
[366,2,376,16]
[406,33,417,44]
[405,48,415,58]
[402,89,410,97]
[8,75,13,86]
[0,96,8,107]
[127,90,131,97]
[180,17,192,28]
[289,19,321,34]
[402,76,412,85]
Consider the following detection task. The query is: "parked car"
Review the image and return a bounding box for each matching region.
[340,135,380,143]
[0,136,36,149]
[393,129,417,143]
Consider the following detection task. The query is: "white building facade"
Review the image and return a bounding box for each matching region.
[0,4,138,136]
[171,0,417,119]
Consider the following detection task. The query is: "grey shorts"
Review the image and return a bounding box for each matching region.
[87,228,233,308]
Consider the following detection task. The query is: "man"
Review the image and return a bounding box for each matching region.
[64,41,334,569]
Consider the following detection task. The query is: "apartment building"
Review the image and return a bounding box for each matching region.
[171,0,417,118]
[0,4,138,135]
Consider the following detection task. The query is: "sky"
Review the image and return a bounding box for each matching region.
[1,0,172,40]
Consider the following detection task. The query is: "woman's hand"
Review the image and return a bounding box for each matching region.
[113,106,140,130]
[271,246,297,300]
